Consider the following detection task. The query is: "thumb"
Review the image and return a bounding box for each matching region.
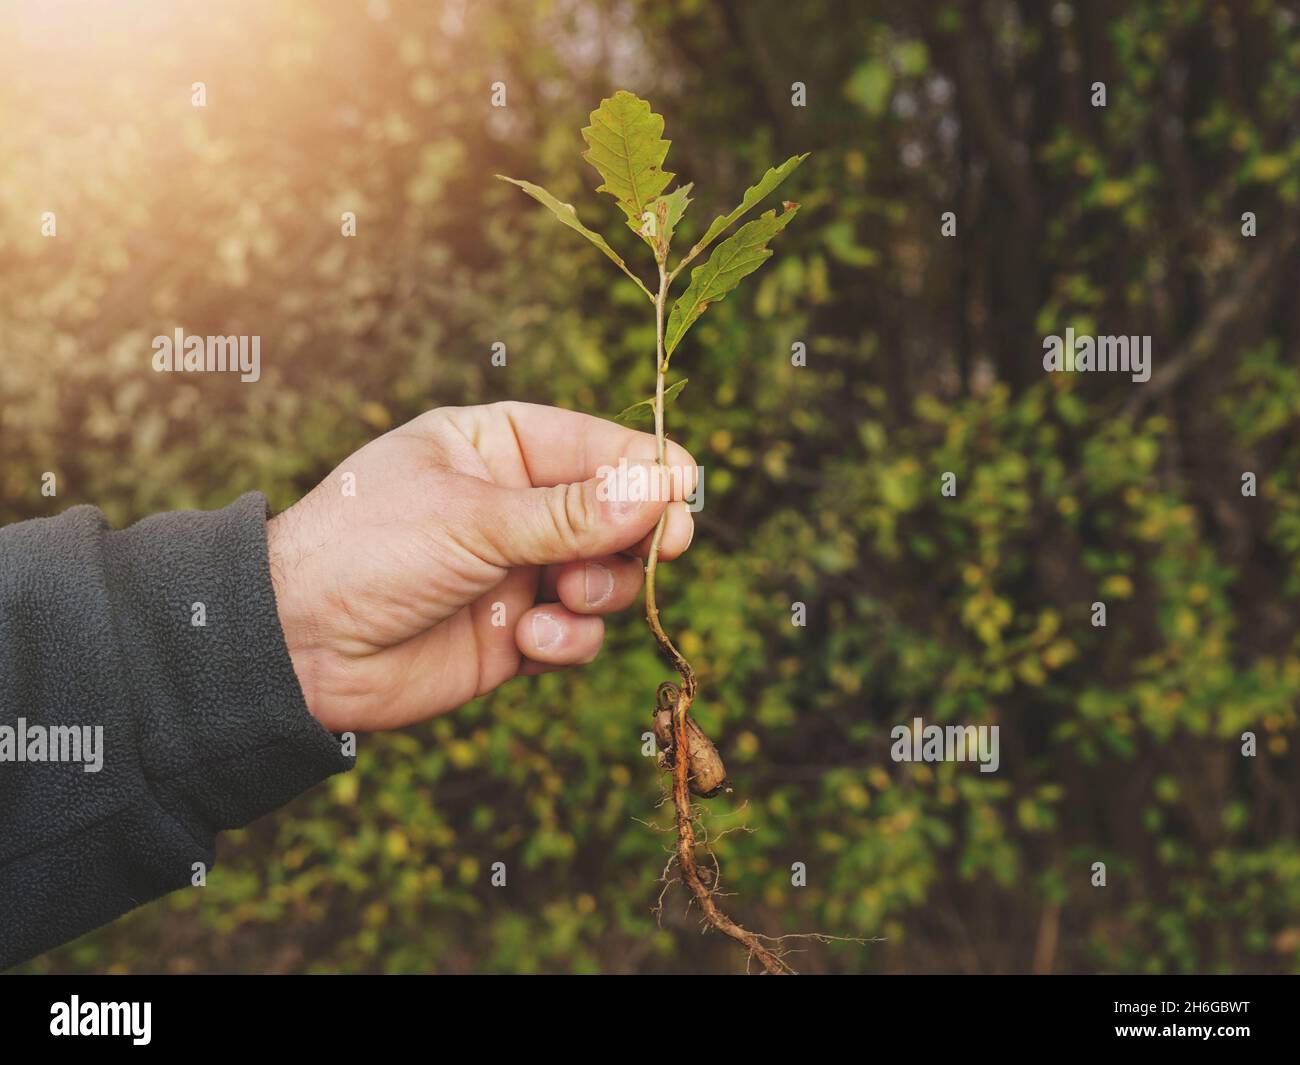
[470,460,671,567]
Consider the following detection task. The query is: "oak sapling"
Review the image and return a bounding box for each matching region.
[499,90,808,974]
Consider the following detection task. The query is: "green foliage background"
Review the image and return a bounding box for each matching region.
[5,0,1300,973]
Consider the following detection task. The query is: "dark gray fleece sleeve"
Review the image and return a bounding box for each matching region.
[0,491,353,969]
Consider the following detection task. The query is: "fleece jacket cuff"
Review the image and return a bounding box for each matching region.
[104,491,354,834]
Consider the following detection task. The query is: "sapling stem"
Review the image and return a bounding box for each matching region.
[644,260,693,695]
[644,261,690,686]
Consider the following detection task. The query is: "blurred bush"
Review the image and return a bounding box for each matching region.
[5,0,1300,973]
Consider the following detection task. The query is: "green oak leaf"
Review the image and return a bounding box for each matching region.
[665,202,800,360]
[496,175,653,300]
[613,378,688,427]
[673,153,807,274]
[581,91,674,231]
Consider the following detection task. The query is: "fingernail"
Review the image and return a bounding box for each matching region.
[584,561,615,607]
[532,612,562,651]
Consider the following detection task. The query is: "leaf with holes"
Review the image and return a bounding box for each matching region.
[645,183,693,262]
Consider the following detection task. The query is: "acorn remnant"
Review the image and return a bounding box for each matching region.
[653,682,730,798]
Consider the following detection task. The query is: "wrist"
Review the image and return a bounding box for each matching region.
[266,510,325,723]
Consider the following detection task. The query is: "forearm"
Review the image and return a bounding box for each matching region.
[0,492,352,968]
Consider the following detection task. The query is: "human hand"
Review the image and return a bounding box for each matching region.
[266,402,698,732]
